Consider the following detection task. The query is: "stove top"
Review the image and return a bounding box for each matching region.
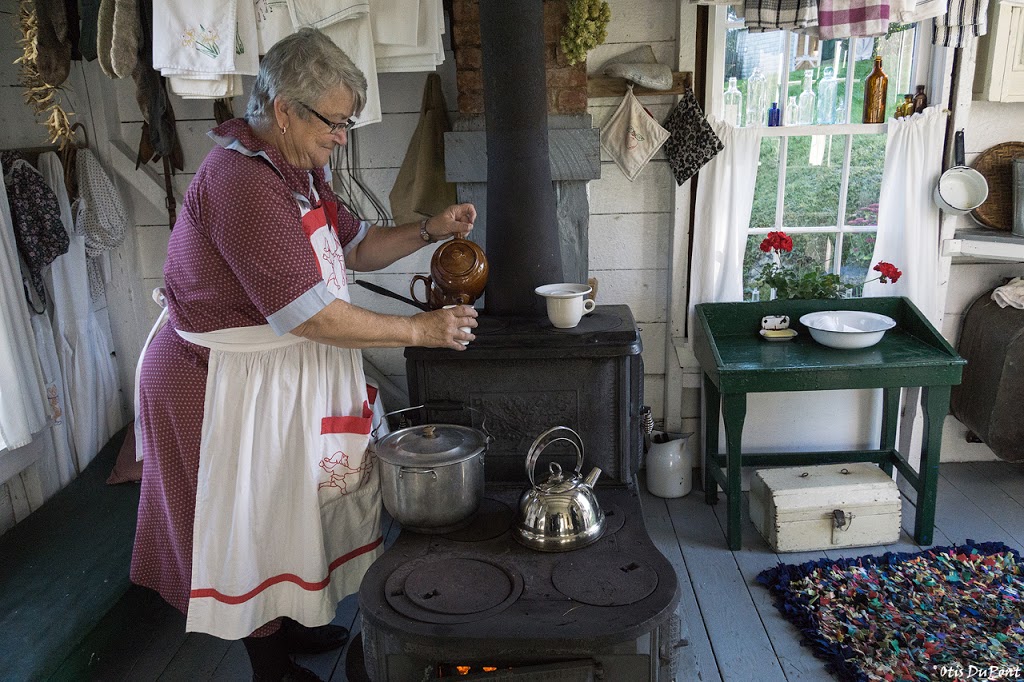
[358,486,679,650]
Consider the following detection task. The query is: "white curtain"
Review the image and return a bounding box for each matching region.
[0,158,49,452]
[863,106,946,326]
[688,117,764,333]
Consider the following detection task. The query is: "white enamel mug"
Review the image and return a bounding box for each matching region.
[535,283,596,329]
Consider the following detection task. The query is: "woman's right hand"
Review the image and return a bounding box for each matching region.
[411,305,478,350]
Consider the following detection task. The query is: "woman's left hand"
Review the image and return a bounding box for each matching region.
[425,203,476,241]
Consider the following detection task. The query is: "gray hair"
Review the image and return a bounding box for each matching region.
[245,28,367,127]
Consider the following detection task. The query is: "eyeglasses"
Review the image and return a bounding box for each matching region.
[299,102,355,134]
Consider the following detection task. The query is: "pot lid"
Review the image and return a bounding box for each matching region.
[377,423,487,467]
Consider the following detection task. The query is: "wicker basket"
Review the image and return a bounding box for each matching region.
[971,141,1024,230]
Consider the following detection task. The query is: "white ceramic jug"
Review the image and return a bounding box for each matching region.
[646,432,694,498]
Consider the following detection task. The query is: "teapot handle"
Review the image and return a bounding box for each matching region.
[410,275,433,307]
[525,426,584,488]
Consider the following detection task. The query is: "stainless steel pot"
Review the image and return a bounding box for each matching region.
[374,406,489,534]
[515,426,605,552]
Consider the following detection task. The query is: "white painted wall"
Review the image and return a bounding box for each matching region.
[4,2,1021,530]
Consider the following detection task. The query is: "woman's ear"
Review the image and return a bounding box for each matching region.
[272,96,292,133]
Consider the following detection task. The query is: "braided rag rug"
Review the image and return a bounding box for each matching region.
[757,541,1024,681]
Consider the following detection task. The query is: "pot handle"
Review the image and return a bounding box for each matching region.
[525,426,585,488]
[372,402,493,445]
[954,129,966,167]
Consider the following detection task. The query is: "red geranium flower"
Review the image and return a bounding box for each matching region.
[759,231,794,254]
[873,262,902,284]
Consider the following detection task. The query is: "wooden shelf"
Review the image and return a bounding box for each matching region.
[587,71,692,98]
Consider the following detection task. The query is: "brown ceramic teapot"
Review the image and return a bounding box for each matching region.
[410,236,488,309]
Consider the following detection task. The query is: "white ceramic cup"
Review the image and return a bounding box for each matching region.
[442,305,472,345]
[534,283,596,329]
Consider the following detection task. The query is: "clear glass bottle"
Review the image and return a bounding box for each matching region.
[745,67,768,127]
[723,77,743,126]
[862,56,888,124]
[784,95,799,126]
[816,67,839,124]
[797,70,816,125]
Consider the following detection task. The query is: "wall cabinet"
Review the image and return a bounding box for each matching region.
[975,0,1024,102]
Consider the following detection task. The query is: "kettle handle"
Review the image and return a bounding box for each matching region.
[525,426,584,488]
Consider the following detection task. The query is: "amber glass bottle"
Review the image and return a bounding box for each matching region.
[862,56,888,124]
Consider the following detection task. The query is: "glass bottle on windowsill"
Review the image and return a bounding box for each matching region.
[816,67,838,124]
[797,70,816,125]
[746,67,768,127]
[723,77,743,127]
[862,56,888,124]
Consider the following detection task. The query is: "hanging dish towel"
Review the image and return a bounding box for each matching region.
[934,0,987,46]
[288,0,368,29]
[743,0,819,32]
[817,0,890,38]
[389,73,457,225]
[601,85,671,182]
[321,11,381,127]
[992,278,1024,309]
[371,0,419,46]
[662,88,724,186]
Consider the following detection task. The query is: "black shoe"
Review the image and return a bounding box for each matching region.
[245,634,324,682]
[280,616,350,655]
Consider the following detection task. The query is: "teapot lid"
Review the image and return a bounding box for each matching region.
[435,237,485,277]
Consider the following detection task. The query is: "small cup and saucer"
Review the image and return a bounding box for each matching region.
[759,314,797,342]
[535,283,596,329]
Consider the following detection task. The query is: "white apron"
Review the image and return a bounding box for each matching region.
[181,195,383,639]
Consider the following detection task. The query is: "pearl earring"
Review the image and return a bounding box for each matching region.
[280,126,287,135]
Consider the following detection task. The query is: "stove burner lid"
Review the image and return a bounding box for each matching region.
[601,503,626,536]
[440,497,515,542]
[552,554,658,606]
[385,556,524,624]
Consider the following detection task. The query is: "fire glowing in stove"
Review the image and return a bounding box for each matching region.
[439,663,500,676]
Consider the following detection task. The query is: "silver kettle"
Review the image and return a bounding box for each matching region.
[515,426,605,552]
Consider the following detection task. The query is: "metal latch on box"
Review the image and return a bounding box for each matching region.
[831,509,854,544]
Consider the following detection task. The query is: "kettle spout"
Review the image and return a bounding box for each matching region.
[582,467,602,488]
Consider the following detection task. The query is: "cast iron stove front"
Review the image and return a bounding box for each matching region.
[357,486,680,680]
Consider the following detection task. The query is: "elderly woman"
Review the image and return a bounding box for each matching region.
[130,28,477,681]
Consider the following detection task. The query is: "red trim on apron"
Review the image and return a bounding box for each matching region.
[189,535,384,604]
[301,205,328,238]
[321,400,373,435]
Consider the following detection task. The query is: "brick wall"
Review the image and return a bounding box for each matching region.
[450,0,588,115]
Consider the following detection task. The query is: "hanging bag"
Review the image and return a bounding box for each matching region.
[389,73,457,225]
[601,85,670,182]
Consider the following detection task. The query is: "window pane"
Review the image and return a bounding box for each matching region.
[851,26,918,123]
[841,233,878,295]
[724,28,787,126]
[743,232,839,300]
[750,137,780,228]
[782,135,844,228]
[845,133,887,226]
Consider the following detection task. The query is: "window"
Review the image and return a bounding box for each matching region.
[708,9,932,299]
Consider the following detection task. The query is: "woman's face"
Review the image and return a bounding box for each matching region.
[280,84,356,169]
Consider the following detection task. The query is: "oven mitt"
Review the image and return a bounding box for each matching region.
[601,85,670,182]
[662,87,724,186]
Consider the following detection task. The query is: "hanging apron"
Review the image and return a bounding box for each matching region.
[177,191,383,639]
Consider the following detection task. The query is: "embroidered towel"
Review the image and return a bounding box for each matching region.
[255,0,293,54]
[817,0,890,38]
[601,86,671,182]
[934,0,988,46]
[743,0,819,32]
[153,0,236,75]
[662,88,724,186]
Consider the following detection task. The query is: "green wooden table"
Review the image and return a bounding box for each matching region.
[693,297,965,550]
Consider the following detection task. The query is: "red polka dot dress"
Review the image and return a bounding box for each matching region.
[130,119,369,629]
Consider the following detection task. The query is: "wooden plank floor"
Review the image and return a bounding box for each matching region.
[55,460,1024,681]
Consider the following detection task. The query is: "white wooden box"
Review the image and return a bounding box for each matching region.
[749,463,902,552]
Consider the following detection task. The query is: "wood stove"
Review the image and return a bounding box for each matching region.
[355,306,681,680]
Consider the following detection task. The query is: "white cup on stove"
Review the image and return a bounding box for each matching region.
[535,283,596,329]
